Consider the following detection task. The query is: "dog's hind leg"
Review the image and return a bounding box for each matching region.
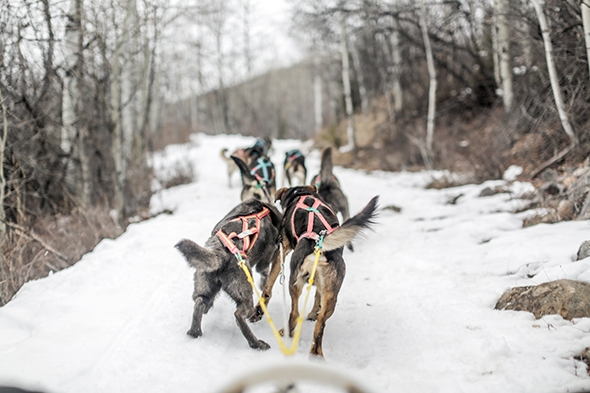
[309,289,337,359]
[188,283,221,338]
[251,245,285,323]
[286,240,315,336]
[306,291,321,321]
[234,301,270,350]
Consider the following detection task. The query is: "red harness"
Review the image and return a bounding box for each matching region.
[290,195,338,242]
[216,207,270,259]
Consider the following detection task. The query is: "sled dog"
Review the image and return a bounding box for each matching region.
[220,147,248,188]
[231,153,277,203]
[283,149,307,187]
[252,185,378,358]
[175,199,282,350]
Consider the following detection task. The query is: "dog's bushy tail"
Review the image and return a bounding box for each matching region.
[175,239,219,271]
[321,196,379,252]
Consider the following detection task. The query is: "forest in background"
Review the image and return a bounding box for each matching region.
[1,0,590,305]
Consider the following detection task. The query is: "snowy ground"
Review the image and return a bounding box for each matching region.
[1,134,590,393]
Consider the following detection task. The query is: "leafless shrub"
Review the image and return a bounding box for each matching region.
[0,208,122,306]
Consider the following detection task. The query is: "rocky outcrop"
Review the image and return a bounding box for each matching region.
[578,241,590,261]
[495,279,590,320]
[522,164,590,227]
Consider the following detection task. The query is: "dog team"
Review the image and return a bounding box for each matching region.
[176,137,379,359]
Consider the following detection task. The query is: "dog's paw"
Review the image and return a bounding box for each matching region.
[187,329,202,338]
[306,313,318,321]
[251,340,270,351]
[249,306,264,323]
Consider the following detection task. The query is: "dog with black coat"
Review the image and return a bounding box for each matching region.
[283,149,307,187]
[175,198,282,351]
[219,137,272,188]
[231,151,277,203]
[254,185,378,358]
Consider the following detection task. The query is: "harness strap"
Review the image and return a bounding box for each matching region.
[250,158,274,185]
[287,150,302,162]
[216,207,271,258]
[291,196,337,242]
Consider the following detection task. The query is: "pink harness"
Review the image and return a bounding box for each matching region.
[290,195,338,242]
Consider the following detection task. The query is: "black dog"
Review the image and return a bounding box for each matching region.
[283,149,307,187]
[175,198,282,350]
[231,153,277,203]
[265,185,378,358]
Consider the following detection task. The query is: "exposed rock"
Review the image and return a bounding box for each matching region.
[382,204,402,213]
[522,211,558,227]
[495,279,590,320]
[479,186,506,197]
[522,166,590,226]
[557,200,576,221]
[574,348,590,375]
[578,241,590,261]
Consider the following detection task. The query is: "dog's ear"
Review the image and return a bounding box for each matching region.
[275,187,288,202]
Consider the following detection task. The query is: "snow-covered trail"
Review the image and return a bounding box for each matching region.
[1,134,590,393]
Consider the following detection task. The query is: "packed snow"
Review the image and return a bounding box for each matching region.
[1,134,590,393]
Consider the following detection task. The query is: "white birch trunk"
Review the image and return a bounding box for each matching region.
[420,1,436,169]
[340,8,355,152]
[491,0,501,89]
[496,0,514,111]
[121,0,139,170]
[530,0,578,145]
[582,0,590,79]
[110,0,135,222]
[0,89,7,238]
[314,56,323,134]
[390,25,403,113]
[61,0,90,206]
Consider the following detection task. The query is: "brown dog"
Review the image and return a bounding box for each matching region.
[253,185,378,358]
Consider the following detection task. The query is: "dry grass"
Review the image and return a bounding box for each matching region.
[0,208,123,306]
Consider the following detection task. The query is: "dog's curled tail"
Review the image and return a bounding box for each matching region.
[175,239,219,271]
[321,196,379,252]
[220,148,231,162]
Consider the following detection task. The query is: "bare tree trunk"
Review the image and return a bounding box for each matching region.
[110,0,135,223]
[0,89,7,238]
[314,55,323,134]
[390,25,403,114]
[582,0,590,79]
[340,6,356,152]
[61,0,90,207]
[491,2,502,89]
[495,0,514,111]
[121,0,139,172]
[530,0,577,145]
[350,37,368,114]
[377,33,395,123]
[420,1,436,169]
